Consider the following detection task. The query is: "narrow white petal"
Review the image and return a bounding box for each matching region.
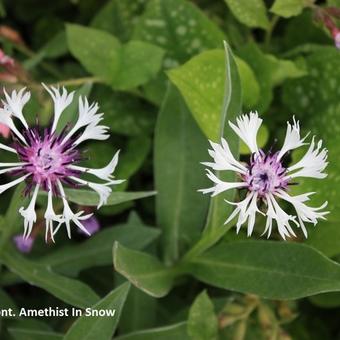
[42,83,75,133]
[70,176,112,208]
[277,117,308,160]
[199,169,247,196]
[19,184,39,239]
[276,190,328,238]
[69,150,121,181]
[228,112,262,154]
[203,139,247,174]
[44,189,63,242]
[56,181,92,237]
[286,137,328,179]
[3,87,30,128]
[224,192,259,236]
[0,174,29,194]
[265,194,297,240]
[0,143,17,153]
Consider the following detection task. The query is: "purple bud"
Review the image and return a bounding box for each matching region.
[13,234,34,253]
[78,216,100,236]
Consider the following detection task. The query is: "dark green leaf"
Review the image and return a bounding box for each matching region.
[64,283,130,340]
[154,84,210,264]
[115,322,189,340]
[1,248,99,308]
[189,241,340,299]
[41,223,160,276]
[113,242,174,297]
[187,291,218,340]
[63,189,156,206]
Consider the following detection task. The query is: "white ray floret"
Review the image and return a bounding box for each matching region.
[19,184,39,239]
[228,111,262,154]
[43,84,75,133]
[2,87,30,129]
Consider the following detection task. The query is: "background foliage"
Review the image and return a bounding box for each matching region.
[0,0,340,339]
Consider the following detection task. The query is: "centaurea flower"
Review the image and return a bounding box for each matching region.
[200,112,328,239]
[0,85,123,241]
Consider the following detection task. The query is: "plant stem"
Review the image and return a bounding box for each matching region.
[264,15,280,49]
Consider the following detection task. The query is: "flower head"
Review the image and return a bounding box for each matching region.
[200,112,328,239]
[333,29,340,49]
[0,85,123,241]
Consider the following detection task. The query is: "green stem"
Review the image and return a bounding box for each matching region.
[49,76,103,87]
[264,15,280,49]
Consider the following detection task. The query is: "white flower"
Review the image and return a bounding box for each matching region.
[0,85,123,240]
[201,112,328,239]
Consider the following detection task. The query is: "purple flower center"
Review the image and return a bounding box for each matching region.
[13,128,82,194]
[244,151,289,197]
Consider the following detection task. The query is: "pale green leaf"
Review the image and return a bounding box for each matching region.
[224,0,269,29]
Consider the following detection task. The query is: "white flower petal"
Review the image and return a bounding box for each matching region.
[277,117,308,160]
[265,194,297,240]
[276,190,328,238]
[44,189,63,242]
[224,192,259,236]
[199,169,247,196]
[73,122,109,146]
[69,150,121,182]
[70,176,112,208]
[228,112,262,154]
[0,174,30,194]
[56,181,92,237]
[3,87,30,128]
[0,107,27,144]
[286,137,328,179]
[19,184,39,239]
[42,83,75,132]
[203,139,247,173]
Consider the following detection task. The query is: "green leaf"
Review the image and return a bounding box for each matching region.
[224,0,269,29]
[270,0,307,18]
[8,329,62,340]
[0,288,18,311]
[66,24,120,84]
[115,322,189,340]
[239,42,306,111]
[1,247,99,308]
[91,0,144,41]
[305,222,340,258]
[154,84,210,264]
[133,0,225,64]
[203,44,241,233]
[168,49,257,141]
[187,291,218,340]
[119,286,157,333]
[41,222,160,277]
[63,189,156,206]
[309,292,340,309]
[235,57,260,109]
[188,241,340,299]
[94,85,156,136]
[113,242,174,298]
[283,48,340,221]
[113,40,165,89]
[66,24,164,89]
[0,183,28,253]
[178,44,241,262]
[64,283,130,340]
